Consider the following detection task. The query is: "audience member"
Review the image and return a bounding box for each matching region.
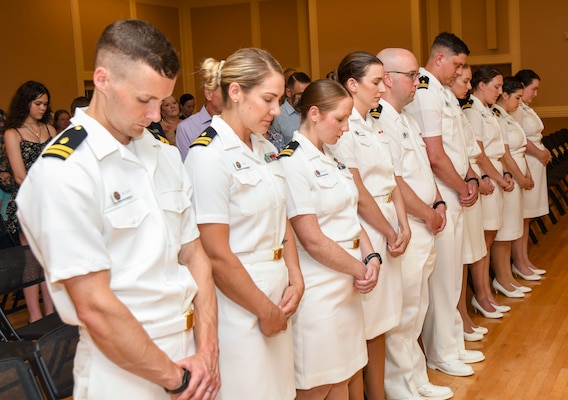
[159,95,182,145]
[69,96,90,116]
[267,72,311,151]
[180,93,196,119]
[4,80,56,323]
[176,59,223,160]
[185,48,303,400]
[53,109,71,133]
[16,19,219,399]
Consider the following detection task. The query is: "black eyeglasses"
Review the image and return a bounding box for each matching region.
[386,71,420,81]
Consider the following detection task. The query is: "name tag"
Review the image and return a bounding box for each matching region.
[111,188,133,203]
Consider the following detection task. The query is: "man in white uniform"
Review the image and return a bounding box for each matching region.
[16,20,219,400]
[376,48,451,400]
[404,32,484,377]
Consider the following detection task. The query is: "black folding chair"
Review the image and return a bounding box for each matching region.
[0,357,43,400]
[31,324,79,400]
[0,246,63,341]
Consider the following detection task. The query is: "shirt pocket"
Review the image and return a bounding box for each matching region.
[157,190,192,242]
[105,198,149,229]
[400,138,422,172]
[314,174,345,215]
[234,169,271,216]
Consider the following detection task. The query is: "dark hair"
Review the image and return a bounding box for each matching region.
[500,76,524,98]
[471,65,503,90]
[95,19,180,79]
[70,96,91,114]
[180,93,195,105]
[54,109,70,124]
[5,81,52,130]
[336,51,383,87]
[286,72,311,89]
[514,69,540,87]
[297,79,351,124]
[432,32,470,56]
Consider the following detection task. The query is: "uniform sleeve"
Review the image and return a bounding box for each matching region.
[405,88,443,138]
[185,145,231,225]
[379,120,403,176]
[279,154,315,218]
[333,131,358,169]
[498,119,510,145]
[464,108,484,142]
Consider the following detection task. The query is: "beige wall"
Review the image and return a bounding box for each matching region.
[1,0,567,133]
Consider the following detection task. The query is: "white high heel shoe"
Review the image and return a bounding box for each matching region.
[512,265,541,281]
[490,302,511,312]
[471,296,503,318]
[472,326,489,335]
[529,266,546,275]
[492,278,525,298]
[512,283,532,293]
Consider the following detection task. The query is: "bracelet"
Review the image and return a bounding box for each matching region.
[481,174,489,180]
[503,171,513,179]
[465,177,479,187]
[363,252,382,265]
[433,200,446,209]
[164,368,190,394]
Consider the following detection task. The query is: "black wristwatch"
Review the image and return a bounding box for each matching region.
[465,177,479,187]
[503,171,513,179]
[363,252,382,265]
[481,174,489,180]
[164,368,190,394]
[433,200,446,209]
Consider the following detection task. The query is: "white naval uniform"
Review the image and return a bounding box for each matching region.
[464,95,506,231]
[279,132,367,390]
[460,101,487,264]
[405,69,467,366]
[333,107,402,339]
[513,103,549,218]
[379,100,438,399]
[16,108,199,400]
[186,116,295,400]
[493,105,526,241]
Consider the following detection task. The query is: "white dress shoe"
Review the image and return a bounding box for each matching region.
[471,296,503,318]
[459,349,485,364]
[512,284,532,293]
[416,382,454,400]
[512,265,541,281]
[472,325,488,335]
[490,302,511,312]
[426,359,474,376]
[529,266,546,275]
[464,331,483,342]
[492,278,525,298]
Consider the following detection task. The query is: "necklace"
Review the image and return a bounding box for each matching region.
[23,123,42,141]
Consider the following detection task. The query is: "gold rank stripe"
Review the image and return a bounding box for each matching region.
[279,148,294,156]
[43,144,74,158]
[192,137,212,146]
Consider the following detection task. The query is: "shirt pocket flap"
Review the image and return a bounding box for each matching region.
[106,199,149,229]
[159,190,191,214]
[234,170,262,186]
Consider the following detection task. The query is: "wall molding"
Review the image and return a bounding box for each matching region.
[533,106,568,119]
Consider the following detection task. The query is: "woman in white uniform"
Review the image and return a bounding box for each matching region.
[279,79,379,400]
[332,51,409,400]
[464,66,517,313]
[185,48,304,400]
[512,69,551,277]
[492,77,535,290]
[450,65,492,339]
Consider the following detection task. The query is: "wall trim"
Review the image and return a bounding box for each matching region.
[533,106,568,119]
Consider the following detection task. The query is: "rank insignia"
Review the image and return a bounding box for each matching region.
[278,140,300,158]
[461,98,473,110]
[417,75,429,89]
[190,126,218,147]
[334,157,346,170]
[492,107,501,117]
[42,125,87,160]
[370,104,383,119]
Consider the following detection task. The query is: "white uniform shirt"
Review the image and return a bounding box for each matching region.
[186,115,287,254]
[460,99,482,161]
[464,94,505,160]
[378,99,437,207]
[334,107,397,196]
[16,108,199,329]
[281,132,361,243]
[405,68,469,183]
[512,102,544,144]
[493,104,527,156]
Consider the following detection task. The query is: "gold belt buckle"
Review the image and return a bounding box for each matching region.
[185,310,194,330]
[387,192,392,203]
[273,248,283,260]
[353,237,360,249]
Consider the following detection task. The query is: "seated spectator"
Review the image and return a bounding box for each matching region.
[179,93,195,119]
[159,95,182,145]
[267,72,311,151]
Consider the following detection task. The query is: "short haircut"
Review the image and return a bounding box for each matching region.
[297,79,352,124]
[514,69,540,87]
[431,32,470,56]
[5,81,52,130]
[335,51,383,88]
[286,72,311,89]
[471,65,503,90]
[70,96,90,114]
[95,19,180,79]
[180,93,195,105]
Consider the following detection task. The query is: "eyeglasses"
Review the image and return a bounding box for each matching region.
[386,71,421,81]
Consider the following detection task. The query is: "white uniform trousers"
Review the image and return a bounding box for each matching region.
[385,220,435,400]
[74,327,195,399]
[421,187,465,364]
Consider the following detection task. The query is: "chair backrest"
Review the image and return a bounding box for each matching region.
[0,357,43,400]
[32,324,79,400]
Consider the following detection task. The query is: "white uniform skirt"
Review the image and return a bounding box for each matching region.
[462,161,487,264]
[495,154,525,241]
[74,327,195,399]
[481,158,504,231]
[524,140,549,218]
[293,247,367,390]
[359,201,402,339]
[216,259,295,400]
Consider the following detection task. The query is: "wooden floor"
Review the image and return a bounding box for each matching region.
[428,212,568,399]
[6,212,568,399]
